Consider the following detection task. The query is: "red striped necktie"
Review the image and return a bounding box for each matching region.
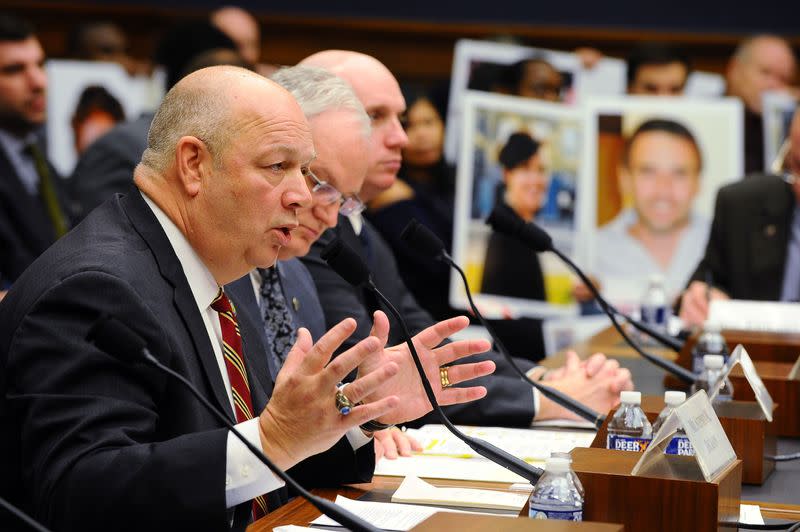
[211,288,269,521]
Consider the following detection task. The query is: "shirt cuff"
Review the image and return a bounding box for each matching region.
[225,418,285,508]
[345,425,374,450]
[530,387,541,426]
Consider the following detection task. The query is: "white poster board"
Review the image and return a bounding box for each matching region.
[762,90,797,173]
[445,39,626,163]
[46,60,161,177]
[581,96,743,307]
[451,91,587,318]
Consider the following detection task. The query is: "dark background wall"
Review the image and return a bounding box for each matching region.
[6,1,799,84]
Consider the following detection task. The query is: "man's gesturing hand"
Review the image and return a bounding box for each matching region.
[258,318,399,470]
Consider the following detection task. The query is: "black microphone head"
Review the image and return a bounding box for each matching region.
[400,219,445,258]
[321,237,372,287]
[486,206,553,252]
[87,315,148,364]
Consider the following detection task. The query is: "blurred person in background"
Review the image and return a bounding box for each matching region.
[725,34,797,173]
[66,21,150,76]
[70,85,125,155]
[367,85,459,321]
[680,107,800,326]
[69,21,248,219]
[627,43,691,96]
[0,14,71,293]
[211,5,279,77]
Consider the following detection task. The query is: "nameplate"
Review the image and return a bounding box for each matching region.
[708,299,800,333]
[632,391,735,482]
[711,345,774,421]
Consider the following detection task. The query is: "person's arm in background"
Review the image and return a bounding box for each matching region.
[679,186,733,326]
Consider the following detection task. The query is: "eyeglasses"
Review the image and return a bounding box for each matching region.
[307,170,366,216]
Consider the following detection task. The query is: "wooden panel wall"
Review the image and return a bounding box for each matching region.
[5,1,800,84]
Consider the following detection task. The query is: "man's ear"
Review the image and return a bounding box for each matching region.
[174,136,213,197]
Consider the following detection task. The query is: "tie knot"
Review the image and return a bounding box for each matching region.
[259,267,280,291]
[211,288,234,315]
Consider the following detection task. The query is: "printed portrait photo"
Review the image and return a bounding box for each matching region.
[451,91,588,318]
[443,39,626,163]
[580,96,744,307]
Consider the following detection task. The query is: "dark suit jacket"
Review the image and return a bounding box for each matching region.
[0,138,71,284]
[69,113,152,220]
[301,216,538,427]
[0,189,371,531]
[687,174,794,300]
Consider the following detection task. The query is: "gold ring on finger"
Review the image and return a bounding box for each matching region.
[439,367,452,389]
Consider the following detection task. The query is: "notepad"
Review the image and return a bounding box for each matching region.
[391,475,528,512]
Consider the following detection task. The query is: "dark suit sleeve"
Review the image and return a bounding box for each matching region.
[288,436,375,489]
[7,271,230,530]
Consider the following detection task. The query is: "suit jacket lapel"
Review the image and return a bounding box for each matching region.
[120,186,235,422]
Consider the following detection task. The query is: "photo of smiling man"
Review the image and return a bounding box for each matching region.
[594,118,709,302]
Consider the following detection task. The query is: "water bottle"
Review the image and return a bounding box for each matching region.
[652,391,694,456]
[606,391,653,452]
[529,456,583,521]
[640,274,671,345]
[549,452,584,498]
[691,354,734,402]
[691,323,729,374]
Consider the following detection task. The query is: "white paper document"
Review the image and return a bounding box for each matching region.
[310,495,510,531]
[739,504,765,525]
[709,299,800,333]
[391,475,528,512]
[408,424,596,461]
[375,454,528,483]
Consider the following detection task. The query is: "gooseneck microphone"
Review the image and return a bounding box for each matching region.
[485,207,696,384]
[400,219,605,428]
[87,316,380,532]
[321,237,544,484]
[0,497,52,532]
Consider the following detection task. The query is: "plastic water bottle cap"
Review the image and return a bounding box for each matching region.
[620,391,641,404]
[703,354,725,369]
[648,273,665,284]
[664,390,686,406]
[702,322,722,334]
[545,457,570,473]
[550,451,572,463]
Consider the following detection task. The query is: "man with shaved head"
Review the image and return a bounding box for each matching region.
[300,51,633,427]
[0,65,492,530]
[725,35,797,172]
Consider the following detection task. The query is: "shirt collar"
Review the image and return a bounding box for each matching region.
[141,191,220,311]
[347,212,364,235]
[0,128,36,157]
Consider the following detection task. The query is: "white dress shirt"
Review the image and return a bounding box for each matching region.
[142,193,283,508]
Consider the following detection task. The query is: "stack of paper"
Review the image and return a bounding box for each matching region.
[375,424,595,483]
[310,495,512,531]
[391,475,528,512]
